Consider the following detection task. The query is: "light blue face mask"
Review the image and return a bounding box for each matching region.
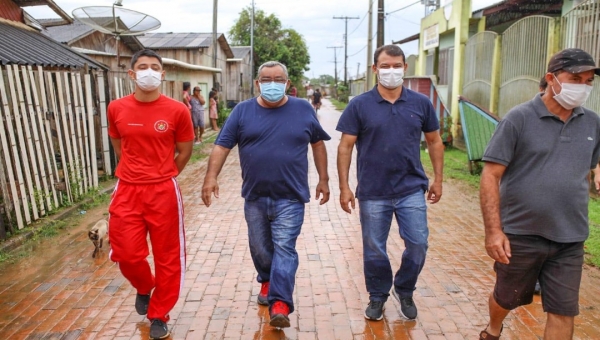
[259,82,286,102]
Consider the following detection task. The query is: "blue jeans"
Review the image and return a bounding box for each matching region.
[244,197,305,313]
[359,190,429,301]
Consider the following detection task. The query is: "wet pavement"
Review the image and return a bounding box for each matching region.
[1,99,600,339]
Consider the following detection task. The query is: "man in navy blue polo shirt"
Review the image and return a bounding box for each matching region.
[337,44,444,321]
[202,61,331,328]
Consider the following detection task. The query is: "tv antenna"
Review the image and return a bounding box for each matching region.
[72,1,161,68]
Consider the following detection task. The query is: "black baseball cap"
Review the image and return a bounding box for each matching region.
[547,48,600,76]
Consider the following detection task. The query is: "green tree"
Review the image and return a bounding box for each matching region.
[228,7,310,84]
[310,75,335,86]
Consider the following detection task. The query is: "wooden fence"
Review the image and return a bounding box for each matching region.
[0,65,108,233]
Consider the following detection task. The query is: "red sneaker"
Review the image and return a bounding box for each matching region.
[269,301,290,328]
[257,282,269,305]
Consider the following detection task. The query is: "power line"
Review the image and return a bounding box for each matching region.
[387,12,421,26]
[349,45,367,57]
[333,15,360,85]
[327,46,343,85]
[348,10,369,36]
[386,0,421,15]
[348,32,377,57]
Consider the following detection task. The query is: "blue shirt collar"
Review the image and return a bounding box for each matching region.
[370,84,409,103]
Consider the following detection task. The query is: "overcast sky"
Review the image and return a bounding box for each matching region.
[27,0,499,79]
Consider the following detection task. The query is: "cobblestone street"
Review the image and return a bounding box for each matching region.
[0,99,599,339]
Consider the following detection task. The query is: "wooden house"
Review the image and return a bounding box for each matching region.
[137,32,233,104]
[41,18,144,71]
[40,17,146,100]
[0,0,112,233]
[226,46,254,106]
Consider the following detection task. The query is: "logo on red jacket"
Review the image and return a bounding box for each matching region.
[154,120,169,132]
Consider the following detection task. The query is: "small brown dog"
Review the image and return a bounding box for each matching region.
[88,219,108,258]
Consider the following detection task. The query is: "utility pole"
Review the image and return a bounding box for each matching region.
[333,15,360,86]
[212,0,219,93]
[327,46,343,87]
[357,62,360,78]
[212,0,218,68]
[377,0,384,48]
[366,0,374,90]
[250,0,255,96]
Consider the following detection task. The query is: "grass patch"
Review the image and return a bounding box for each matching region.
[189,133,218,164]
[0,247,31,264]
[422,146,600,267]
[80,189,110,211]
[329,98,348,111]
[587,224,600,267]
[33,220,68,239]
[0,217,82,264]
[420,146,481,189]
[587,198,600,266]
[0,184,114,264]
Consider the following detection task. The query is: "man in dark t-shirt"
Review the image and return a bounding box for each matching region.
[312,88,322,111]
[202,61,331,329]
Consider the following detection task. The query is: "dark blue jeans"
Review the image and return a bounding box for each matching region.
[244,197,305,313]
[359,190,429,301]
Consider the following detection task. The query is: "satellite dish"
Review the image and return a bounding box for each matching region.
[72,4,161,67]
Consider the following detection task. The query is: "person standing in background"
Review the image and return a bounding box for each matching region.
[182,82,192,111]
[306,86,314,102]
[289,85,297,97]
[191,86,206,144]
[209,91,220,131]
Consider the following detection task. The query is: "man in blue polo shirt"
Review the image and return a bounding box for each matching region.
[202,61,331,328]
[336,44,444,321]
[479,49,600,340]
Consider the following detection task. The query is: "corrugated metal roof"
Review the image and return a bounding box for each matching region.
[231,46,251,59]
[41,19,96,44]
[0,21,107,69]
[41,18,144,53]
[138,32,215,49]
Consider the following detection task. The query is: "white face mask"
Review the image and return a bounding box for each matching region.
[552,75,593,109]
[135,69,162,91]
[377,67,404,89]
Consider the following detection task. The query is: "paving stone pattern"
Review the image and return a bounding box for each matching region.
[0,100,599,339]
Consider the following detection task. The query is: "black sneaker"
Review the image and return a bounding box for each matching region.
[149,319,170,339]
[534,281,542,295]
[364,300,385,321]
[392,289,417,320]
[135,293,150,315]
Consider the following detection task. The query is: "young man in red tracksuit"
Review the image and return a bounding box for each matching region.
[108,49,194,340]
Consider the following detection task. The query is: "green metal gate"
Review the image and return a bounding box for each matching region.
[458,96,500,174]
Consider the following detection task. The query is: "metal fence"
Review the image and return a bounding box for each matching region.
[562,0,600,115]
[463,31,497,111]
[498,16,553,117]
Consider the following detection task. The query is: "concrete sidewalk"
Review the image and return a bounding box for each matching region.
[0,99,599,339]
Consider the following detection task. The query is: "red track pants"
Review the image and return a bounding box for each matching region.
[108,178,185,322]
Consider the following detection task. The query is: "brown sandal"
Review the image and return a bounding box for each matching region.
[479,324,503,339]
